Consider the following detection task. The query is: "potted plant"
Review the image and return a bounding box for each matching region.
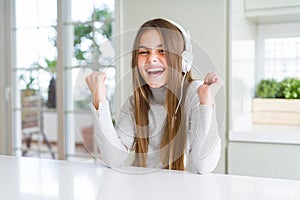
[18,70,40,129]
[19,70,38,97]
[252,78,300,125]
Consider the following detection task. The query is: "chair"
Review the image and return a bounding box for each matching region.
[21,95,55,159]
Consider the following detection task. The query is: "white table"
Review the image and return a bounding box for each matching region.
[0,156,300,200]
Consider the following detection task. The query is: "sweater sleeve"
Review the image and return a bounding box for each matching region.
[89,98,135,168]
[186,82,221,174]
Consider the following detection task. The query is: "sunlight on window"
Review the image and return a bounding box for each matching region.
[71,0,114,22]
[264,37,300,80]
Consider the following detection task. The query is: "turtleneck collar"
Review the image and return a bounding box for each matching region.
[150,86,167,105]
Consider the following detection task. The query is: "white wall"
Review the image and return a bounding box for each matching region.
[228,142,300,180]
[116,0,228,173]
[229,0,256,130]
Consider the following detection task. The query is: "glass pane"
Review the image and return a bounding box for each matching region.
[17,69,40,91]
[72,23,94,65]
[74,112,94,157]
[93,0,115,12]
[65,111,95,161]
[16,29,39,68]
[21,102,58,159]
[16,27,57,69]
[264,37,300,80]
[37,0,57,26]
[98,39,116,66]
[95,33,115,65]
[36,27,57,63]
[103,66,116,104]
[16,68,54,108]
[70,0,94,22]
[73,67,93,111]
[15,0,38,28]
[39,69,54,100]
[15,0,57,28]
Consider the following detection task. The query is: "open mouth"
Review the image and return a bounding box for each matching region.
[145,67,165,76]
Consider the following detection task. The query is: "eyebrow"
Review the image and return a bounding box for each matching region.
[138,44,163,49]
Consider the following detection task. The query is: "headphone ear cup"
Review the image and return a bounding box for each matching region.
[182,51,193,73]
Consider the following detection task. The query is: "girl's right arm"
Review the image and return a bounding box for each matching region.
[86,72,135,168]
[85,72,107,109]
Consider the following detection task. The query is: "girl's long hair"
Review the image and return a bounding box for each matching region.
[131,18,192,170]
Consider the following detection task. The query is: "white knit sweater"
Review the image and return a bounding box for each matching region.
[90,80,221,174]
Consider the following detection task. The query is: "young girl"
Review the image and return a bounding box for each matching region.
[86,18,221,174]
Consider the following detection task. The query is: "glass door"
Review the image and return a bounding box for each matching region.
[64,0,115,161]
[12,0,115,161]
[13,0,58,158]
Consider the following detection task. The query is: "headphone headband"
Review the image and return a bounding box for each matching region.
[164,19,192,52]
[162,18,193,73]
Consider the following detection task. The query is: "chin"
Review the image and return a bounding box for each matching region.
[147,82,165,88]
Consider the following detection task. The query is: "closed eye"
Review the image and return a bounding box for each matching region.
[138,51,149,55]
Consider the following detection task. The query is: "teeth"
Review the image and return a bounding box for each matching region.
[146,68,164,73]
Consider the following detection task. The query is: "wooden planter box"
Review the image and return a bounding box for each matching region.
[252,98,300,125]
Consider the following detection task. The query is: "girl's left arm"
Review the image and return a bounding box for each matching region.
[186,73,222,174]
[187,100,221,174]
[186,103,221,174]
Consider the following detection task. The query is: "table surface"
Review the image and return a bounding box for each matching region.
[0,156,300,200]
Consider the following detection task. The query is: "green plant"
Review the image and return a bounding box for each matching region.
[18,69,39,97]
[73,7,113,62]
[279,78,300,99]
[44,58,57,75]
[255,79,280,98]
[19,73,35,91]
[255,77,300,99]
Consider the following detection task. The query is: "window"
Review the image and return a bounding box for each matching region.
[13,0,59,158]
[12,0,115,161]
[63,0,115,161]
[229,18,300,143]
[257,22,300,81]
[264,37,300,80]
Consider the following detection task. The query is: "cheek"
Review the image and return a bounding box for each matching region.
[158,55,168,66]
[137,57,146,78]
[137,56,146,67]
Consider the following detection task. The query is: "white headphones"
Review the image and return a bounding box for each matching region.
[161,19,194,115]
[163,19,193,73]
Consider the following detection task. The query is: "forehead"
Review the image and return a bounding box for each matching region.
[139,29,163,48]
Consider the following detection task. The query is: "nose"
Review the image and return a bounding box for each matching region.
[148,50,157,63]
